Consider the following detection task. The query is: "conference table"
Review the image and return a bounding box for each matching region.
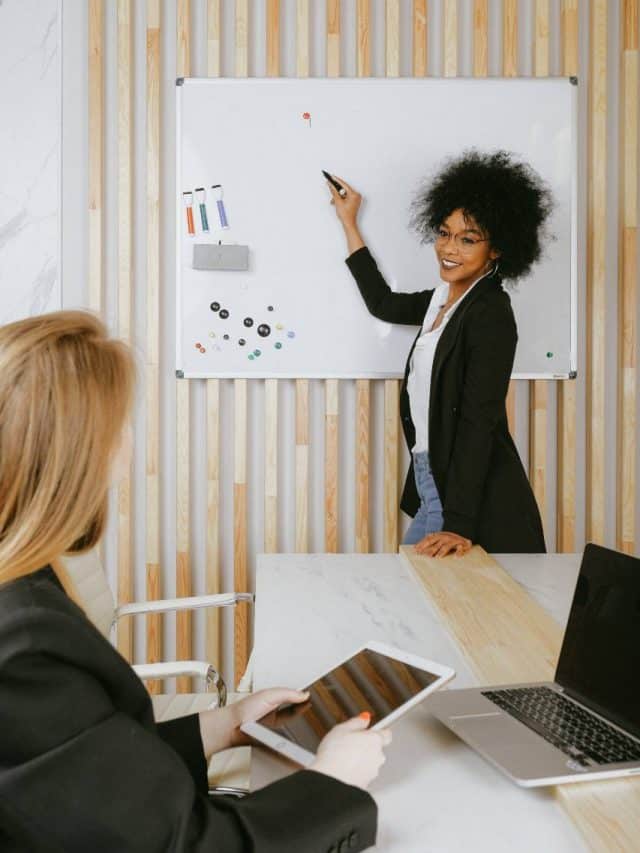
[250,551,588,852]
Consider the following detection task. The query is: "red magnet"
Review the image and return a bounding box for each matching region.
[302,111,312,127]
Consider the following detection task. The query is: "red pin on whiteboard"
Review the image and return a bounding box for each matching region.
[302,111,311,128]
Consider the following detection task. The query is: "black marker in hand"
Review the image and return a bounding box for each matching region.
[322,170,347,198]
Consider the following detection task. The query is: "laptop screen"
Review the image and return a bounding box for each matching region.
[556,543,640,739]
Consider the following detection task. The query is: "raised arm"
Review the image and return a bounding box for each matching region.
[327,174,432,325]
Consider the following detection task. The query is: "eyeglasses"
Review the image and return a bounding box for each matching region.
[433,227,490,254]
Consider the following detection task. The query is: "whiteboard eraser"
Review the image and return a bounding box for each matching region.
[193,244,249,271]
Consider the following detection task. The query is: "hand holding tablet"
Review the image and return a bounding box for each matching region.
[241,640,455,777]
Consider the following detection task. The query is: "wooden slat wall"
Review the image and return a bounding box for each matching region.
[81,0,639,691]
[145,0,162,694]
[116,0,133,661]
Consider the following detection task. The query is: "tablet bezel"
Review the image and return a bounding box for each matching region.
[241,639,455,767]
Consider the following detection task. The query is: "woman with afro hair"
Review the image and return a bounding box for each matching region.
[327,150,552,556]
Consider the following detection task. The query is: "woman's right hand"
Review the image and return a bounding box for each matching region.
[310,712,392,790]
[326,175,363,229]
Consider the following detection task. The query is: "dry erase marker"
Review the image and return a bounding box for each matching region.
[322,170,347,198]
[195,187,210,232]
[183,191,195,236]
[211,184,229,229]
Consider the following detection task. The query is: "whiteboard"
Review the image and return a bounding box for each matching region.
[176,78,577,379]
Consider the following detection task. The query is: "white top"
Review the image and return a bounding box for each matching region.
[407,276,483,453]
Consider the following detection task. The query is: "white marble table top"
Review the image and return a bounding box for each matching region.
[251,552,586,853]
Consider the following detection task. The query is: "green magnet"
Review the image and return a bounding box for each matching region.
[248,354,255,360]
[546,351,553,358]
[254,349,261,356]
[275,342,282,350]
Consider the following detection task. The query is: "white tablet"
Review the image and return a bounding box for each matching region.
[241,640,455,767]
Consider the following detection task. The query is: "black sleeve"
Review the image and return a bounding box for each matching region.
[442,303,517,541]
[0,609,377,853]
[345,246,433,325]
[156,714,209,795]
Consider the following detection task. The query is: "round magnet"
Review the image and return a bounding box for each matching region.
[257,324,271,338]
[219,309,229,319]
[210,302,220,312]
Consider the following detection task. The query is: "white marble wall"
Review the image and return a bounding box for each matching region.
[0,0,61,324]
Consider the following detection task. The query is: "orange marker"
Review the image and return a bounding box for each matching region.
[183,191,195,236]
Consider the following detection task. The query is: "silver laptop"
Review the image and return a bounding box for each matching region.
[428,543,640,786]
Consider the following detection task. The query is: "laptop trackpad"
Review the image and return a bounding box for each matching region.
[449,712,572,781]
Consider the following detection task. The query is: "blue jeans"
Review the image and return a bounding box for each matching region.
[402,452,444,545]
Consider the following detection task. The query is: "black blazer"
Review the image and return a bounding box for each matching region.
[346,246,545,554]
[0,567,377,852]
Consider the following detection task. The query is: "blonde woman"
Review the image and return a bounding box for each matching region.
[0,312,387,852]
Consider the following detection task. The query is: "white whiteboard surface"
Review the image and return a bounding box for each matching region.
[176,78,577,379]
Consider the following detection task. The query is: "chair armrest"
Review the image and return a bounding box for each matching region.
[133,661,227,707]
[115,592,253,621]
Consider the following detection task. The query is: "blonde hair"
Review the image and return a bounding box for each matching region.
[0,311,135,585]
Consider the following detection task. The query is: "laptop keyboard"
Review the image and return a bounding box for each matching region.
[482,686,640,766]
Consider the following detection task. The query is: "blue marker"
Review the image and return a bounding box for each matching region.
[211,184,229,229]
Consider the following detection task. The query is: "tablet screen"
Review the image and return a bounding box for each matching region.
[255,648,439,752]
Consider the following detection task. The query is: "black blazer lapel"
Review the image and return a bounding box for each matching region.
[430,268,502,389]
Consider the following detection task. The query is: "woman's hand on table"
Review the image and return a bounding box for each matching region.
[415,531,472,559]
[198,688,309,759]
[311,712,392,790]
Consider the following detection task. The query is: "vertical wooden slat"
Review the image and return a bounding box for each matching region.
[176,0,192,693]
[295,3,310,553]
[586,0,607,544]
[557,0,578,553]
[355,381,370,552]
[413,0,427,77]
[443,0,457,77]
[325,3,340,553]
[529,0,550,538]
[295,379,309,552]
[267,0,279,77]
[296,0,309,78]
[327,0,340,78]
[206,380,221,667]
[381,0,401,555]
[386,0,399,77]
[617,0,638,554]
[205,0,221,669]
[116,0,133,662]
[207,0,221,76]
[235,0,248,78]
[176,379,191,692]
[357,1,370,78]
[234,0,250,681]
[503,0,518,78]
[325,379,339,552]
[383,381,399,552]
[89,0,103,315]
[503,0,517,438]
[264,380,278,552]
[145,0,162,694]
[233,379,248,679]
[473,0,488,77]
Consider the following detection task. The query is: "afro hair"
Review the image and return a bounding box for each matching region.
[409,149,554,282]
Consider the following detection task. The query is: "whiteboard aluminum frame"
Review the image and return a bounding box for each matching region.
[176,77,579,381]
